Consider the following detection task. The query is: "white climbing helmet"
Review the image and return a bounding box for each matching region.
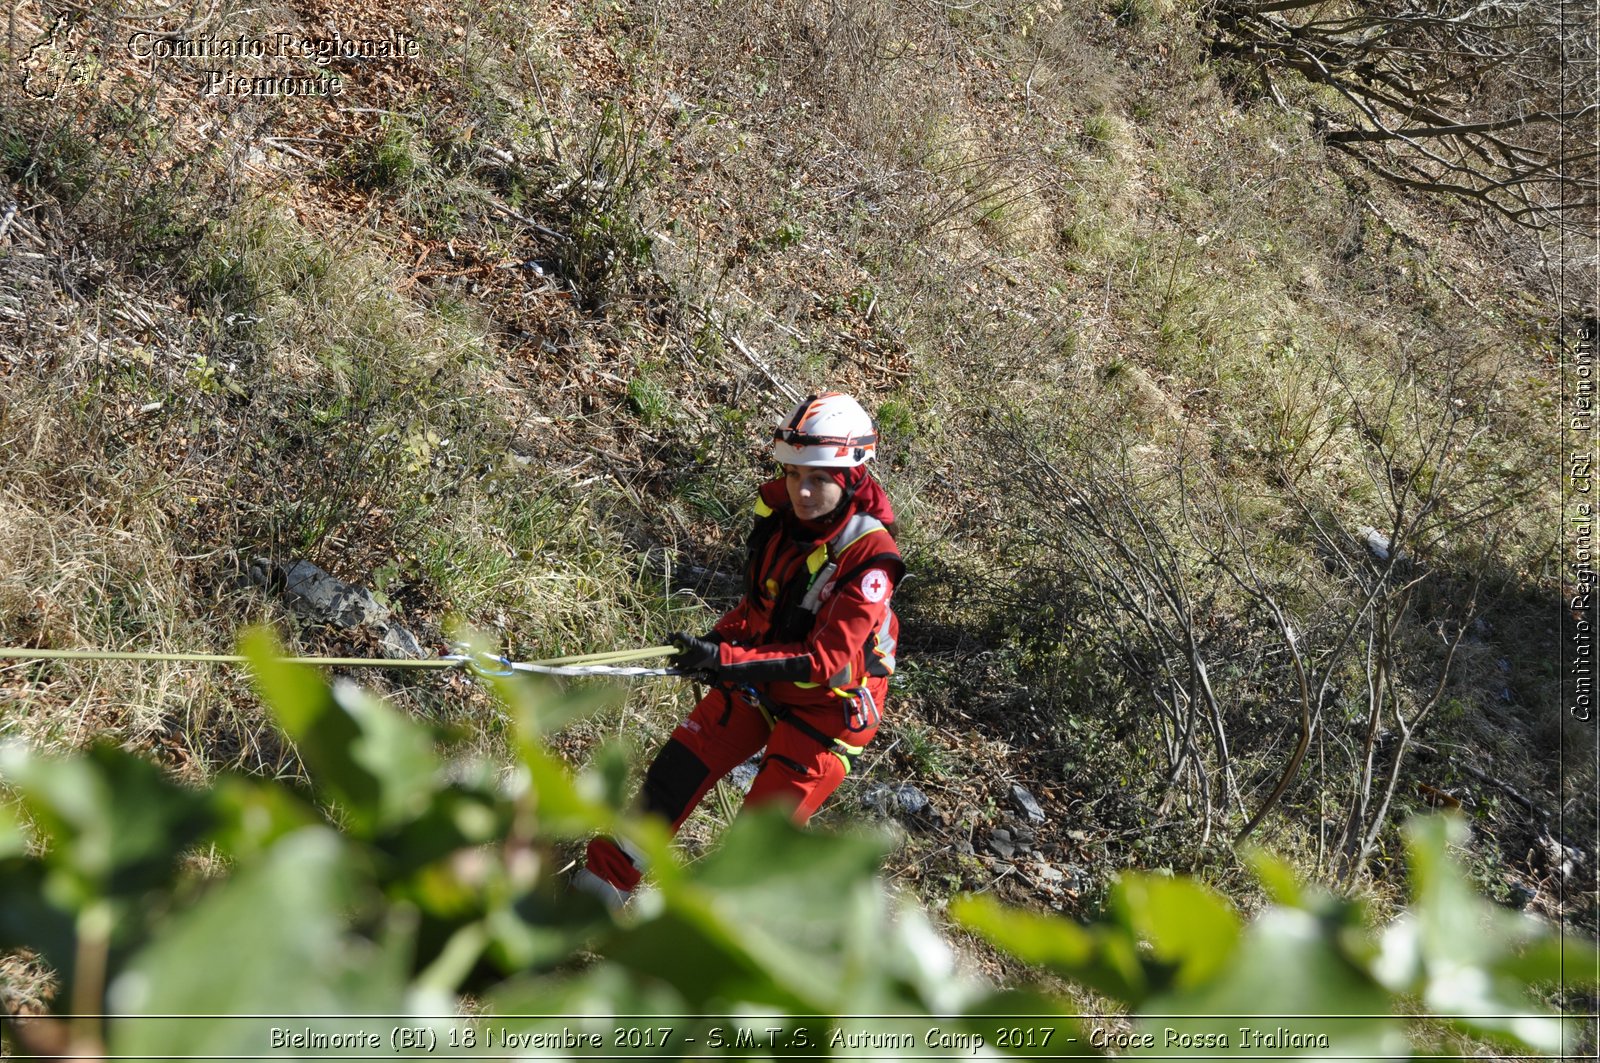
[771,391,878,467]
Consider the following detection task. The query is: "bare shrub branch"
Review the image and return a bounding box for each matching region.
[1209,0,1598,236]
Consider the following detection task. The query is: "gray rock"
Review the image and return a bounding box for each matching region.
[988,830,1016,860]
[1010,784,1046,824]
[251,557,424,659]
[877,817,911,850]
[861,782,930,817]
[281,560,390,628]
[1539,838,1588,879]
[1506,882,1537,910]
[1033,863,1065,885]
[1357,525,1395,562]
[1358,525,1416,566]
[896,784,930,815]
[730,754,762,793]
[380,624,424,660]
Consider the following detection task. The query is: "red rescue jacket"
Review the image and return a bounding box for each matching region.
[711,478,903,717]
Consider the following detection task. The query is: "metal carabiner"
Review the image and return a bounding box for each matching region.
[444,645,516,678]
[845,686,880,733]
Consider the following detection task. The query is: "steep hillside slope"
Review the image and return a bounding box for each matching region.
[1,0,1591,1001]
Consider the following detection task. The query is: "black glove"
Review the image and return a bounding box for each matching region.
[669,631,721,676]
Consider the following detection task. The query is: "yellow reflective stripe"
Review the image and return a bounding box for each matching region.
[834,740,864,756]
[806,544,828,574]
[832,752,852,775]
[789,682,866,698]
[754,497,775,517]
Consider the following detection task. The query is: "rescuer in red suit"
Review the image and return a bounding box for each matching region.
[576,391,903,907]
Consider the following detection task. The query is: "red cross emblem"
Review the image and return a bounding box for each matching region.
[861,570,888,603]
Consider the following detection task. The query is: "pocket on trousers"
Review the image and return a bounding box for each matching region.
[762,752,813,778]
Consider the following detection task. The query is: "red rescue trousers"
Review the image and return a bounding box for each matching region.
[583,682,883,893]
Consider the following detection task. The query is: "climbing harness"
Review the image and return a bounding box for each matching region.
[734,683,870,775]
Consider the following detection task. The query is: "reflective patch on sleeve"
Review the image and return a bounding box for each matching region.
[860,568,889,603]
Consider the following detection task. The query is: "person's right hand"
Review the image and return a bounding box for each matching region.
[669,632,721,676]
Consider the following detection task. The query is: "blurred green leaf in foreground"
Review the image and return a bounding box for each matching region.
[0,630,1591,1059]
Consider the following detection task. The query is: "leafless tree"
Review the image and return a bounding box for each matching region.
[985,341,1525,876]
[984,412,1253,847]
[1208,0,1598,235]
[1267,348,1516,881]
[1189,350,1509,878]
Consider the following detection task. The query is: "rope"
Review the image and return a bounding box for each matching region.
[514,663,680,677]
[527,646,677,666]
[0,648,453,668]
[0,644,682,676]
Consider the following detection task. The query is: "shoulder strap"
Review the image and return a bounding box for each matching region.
[828,512,888,563]
[830,513,903,582]
[744,492,788,601]
[796,516,903,614]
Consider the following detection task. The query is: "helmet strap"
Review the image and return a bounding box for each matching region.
[812,466,866,529]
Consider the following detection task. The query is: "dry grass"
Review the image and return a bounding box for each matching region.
[0,0,1582,1011]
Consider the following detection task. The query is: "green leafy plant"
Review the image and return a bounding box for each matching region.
[0,635,1591,1059]
[763,220,805,252]
[0,633,1050,1055]
[876,398,917,442]
[1081,113,1118,153]
[847,283,877,315]
[954,826,1595,1057]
